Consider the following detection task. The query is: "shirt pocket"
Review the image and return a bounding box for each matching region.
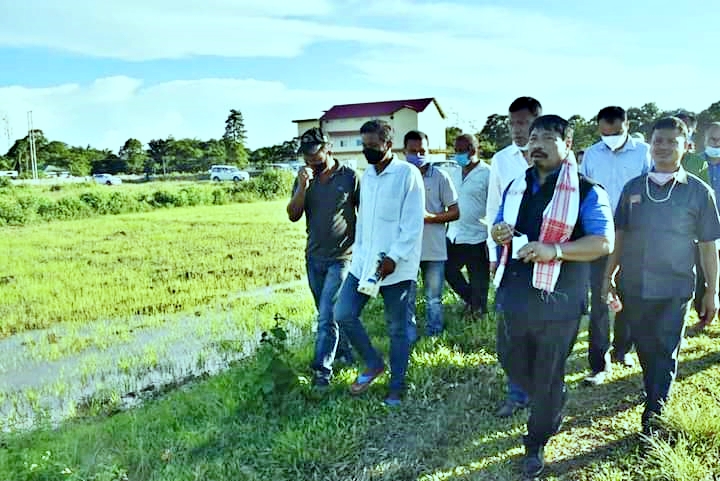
[377,195,402,223]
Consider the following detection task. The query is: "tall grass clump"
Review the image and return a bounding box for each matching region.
[0,171,294,226]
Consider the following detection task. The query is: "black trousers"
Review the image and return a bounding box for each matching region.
[445,240,489,313]
[498,312,581,448]
[623,296,690,426]
[588,256,632,373]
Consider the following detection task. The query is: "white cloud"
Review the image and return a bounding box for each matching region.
[0,0,414,60]
[0,76,412,152]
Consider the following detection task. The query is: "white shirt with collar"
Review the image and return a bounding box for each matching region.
[485,144,530,262]
[580,136,652,212]
[446,159,490,245]
[350,157,425,287]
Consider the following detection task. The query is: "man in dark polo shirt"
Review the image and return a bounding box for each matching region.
[491,115,614,478]
[605,117,720,436]
[287,127,360,389]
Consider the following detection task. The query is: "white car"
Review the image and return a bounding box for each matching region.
[209,165,250,182]
[93,173,122,185]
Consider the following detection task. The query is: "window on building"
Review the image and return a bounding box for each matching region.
[356,139,363,146]
[340,140,346,147]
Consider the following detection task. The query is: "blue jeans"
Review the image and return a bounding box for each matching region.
[306,257,353,381]
[408,261,445,343]
[334,273,415,392]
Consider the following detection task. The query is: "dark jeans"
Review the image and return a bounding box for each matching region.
[334,274,416,392]
[623,296,691,426]
[445,239,489,313]
[306,257,353,381]
[588,256,632,373]
[498,312,580,448]
[408,260,446,343]
[495,310,529,405]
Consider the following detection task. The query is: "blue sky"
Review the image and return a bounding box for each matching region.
[0,0,717,152]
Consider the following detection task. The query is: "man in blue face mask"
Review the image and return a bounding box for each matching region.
[403,130,459,340]
[445,134,491,320]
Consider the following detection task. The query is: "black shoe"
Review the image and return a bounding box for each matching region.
[495,398,527,418]
[521,445,545,478]
[311,375,330,391]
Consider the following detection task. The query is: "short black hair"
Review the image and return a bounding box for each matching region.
[652,116,689,139]
[529,115,573,141]
[596,106,627,123]
[509,97,542,116]
[403,130,429,148]
[360,119,393,143]
[578,150,585,155]
[675,111,697,128]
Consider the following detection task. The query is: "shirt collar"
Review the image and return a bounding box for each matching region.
[422,164,436,178]
[649,165,689,184]
[368,155,400,176]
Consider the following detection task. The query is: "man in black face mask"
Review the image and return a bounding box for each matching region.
[287,127,360,390]
[334,119,425,406]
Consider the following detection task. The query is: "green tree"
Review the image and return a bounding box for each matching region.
[223,109,249,167]
[147,138,170,175]
[119,138,148,174]
[568,115,597,151]
[167,138,204,172]
[477,114,511,154]
[446,126,462,150]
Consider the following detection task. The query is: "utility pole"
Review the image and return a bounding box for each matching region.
[27,111,38,180]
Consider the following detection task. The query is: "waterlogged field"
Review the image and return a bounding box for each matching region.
[1,198,720,480]
[0,200,306,337]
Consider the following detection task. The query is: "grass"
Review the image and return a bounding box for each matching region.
[2,200,720,480]
[2,290,720,480]
[0,169,294,226]
[0,200,306,337]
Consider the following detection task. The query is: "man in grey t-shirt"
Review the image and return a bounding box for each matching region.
[403,131,459,339]
[287,127,360,388]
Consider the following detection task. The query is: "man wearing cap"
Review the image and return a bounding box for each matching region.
[287,127,360,389]
[403,130,459,340]
[579,106,652,386]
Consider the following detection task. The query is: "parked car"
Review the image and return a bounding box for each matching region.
[0,170,18,179]
[429,160,461,175]
[93,173,122,185]
[208,165,250,182]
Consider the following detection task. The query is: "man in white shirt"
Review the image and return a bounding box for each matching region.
[445,134,491,319]
[486,96,542,418]
[580,106,652,386]
[333,119,425,407]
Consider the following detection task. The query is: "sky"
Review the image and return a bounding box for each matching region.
[0,0,718,153]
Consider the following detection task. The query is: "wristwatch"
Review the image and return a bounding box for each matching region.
[554,243,564,260]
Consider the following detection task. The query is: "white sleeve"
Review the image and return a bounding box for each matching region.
[485,156,502,262]
[387,169,425,263]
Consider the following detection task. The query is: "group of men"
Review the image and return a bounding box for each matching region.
[286,98,720,477]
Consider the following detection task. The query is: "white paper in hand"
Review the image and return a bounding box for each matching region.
[512,234,529,259]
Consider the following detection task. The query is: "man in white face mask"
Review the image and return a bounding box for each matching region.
[683,122,720,324]
[579,106,652,386]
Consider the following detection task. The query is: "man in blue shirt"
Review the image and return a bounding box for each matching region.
[605,117,720,436]
[580,106,652,385]
[492,115,614,478]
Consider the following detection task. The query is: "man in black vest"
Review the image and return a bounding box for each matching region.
[605,117,720,436]
[491,115,615,478]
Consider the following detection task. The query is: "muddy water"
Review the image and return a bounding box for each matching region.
[0,279,311,432]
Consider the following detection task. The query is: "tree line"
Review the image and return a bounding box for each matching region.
[0,109,299,177]
[447,100,720,157]
[3,101,720,177]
